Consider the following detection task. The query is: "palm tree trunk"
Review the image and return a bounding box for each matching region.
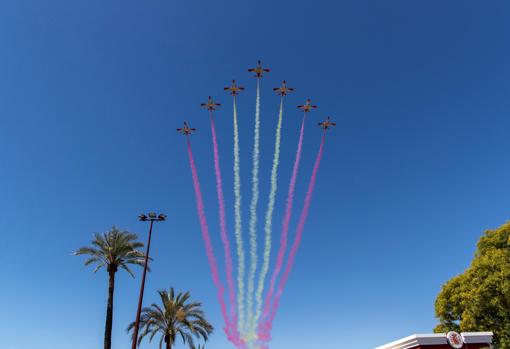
[104,270,115,349]
[165,339,171,349]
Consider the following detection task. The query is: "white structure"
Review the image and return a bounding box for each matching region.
[375,332,493,349]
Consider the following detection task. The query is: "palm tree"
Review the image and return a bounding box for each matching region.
[127,288,213,349]
[75,226,145,349]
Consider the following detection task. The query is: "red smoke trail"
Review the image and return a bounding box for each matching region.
[259,132,326,341]
[260,115,306,328]
[209,113,238,338]
[186,137,242,346]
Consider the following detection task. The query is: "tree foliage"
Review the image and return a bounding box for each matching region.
[434,221,510,348]
[75,226,145,349]
[74,226,146,276]
[127,288,213,349]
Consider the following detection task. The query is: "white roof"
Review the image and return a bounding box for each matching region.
[374,332,493,349]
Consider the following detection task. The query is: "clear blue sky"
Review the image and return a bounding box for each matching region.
[0,1,509,349]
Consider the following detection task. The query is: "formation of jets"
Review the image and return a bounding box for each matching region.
[178,61,336,136]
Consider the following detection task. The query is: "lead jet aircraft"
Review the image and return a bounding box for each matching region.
[248,60,270,78]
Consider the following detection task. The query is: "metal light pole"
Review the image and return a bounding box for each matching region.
[131,212,166,349]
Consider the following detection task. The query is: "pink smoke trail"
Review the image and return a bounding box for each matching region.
[259,132,326,341]
[209,113,238,337]
[260,115,307,328]
[186,137,242,346]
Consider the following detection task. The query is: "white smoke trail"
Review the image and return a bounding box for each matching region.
[232,96,246,336]
[246,79,261,335]
[250,97,284,338]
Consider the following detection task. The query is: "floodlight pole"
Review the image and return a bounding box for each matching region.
[131,212,165,349]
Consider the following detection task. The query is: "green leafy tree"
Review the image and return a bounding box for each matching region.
[75,226,145,349]
[127,288,213,349]
[434,221,510,348]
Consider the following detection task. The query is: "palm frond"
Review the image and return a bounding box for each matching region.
[183,332,196,349]
[84,256,101,266]
[119,263,135,278]
[93,263,105,273]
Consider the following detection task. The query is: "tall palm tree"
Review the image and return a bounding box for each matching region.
[75,226,145,349]
[127,288,213,349]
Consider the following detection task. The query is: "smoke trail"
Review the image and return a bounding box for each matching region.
[246,79,261,334]
[209,114,237,333]
[185,137,235,342]
[250,97,284,337]
[259,114,307,331]
[259,132,326,340]
[232,96,246,336]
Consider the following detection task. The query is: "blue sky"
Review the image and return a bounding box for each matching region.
[0,1,509,348]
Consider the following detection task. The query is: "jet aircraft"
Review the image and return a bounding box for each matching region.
[224,80,245,96]
[273,80,295,96]
[318,117,336,130]
[297,98,318,113]
[200,96,221,111]
[177,121,196,135]
[248,60,270,78]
